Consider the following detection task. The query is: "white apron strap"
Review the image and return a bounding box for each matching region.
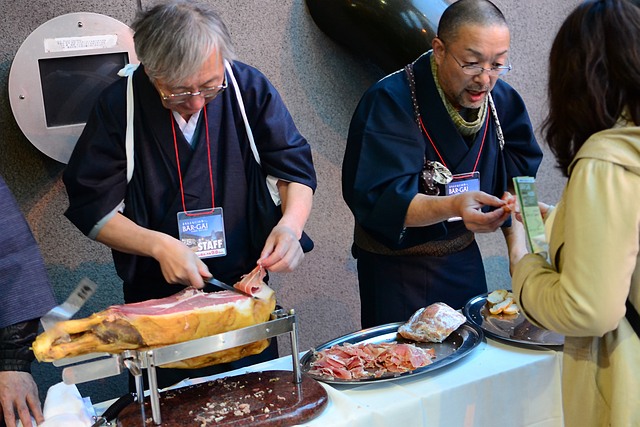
[117,63,139,183]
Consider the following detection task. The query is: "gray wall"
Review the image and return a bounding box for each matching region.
[1,0,580,405]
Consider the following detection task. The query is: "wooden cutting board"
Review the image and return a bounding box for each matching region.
[116,370,327,426]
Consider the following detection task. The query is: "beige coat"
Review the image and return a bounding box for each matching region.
[513,122,640,427]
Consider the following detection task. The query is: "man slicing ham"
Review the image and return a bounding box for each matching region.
[61,0,316,389]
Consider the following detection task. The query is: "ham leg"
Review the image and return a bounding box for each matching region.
[32,266,276,369]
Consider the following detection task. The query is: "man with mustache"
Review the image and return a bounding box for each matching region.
[342,0,542,328]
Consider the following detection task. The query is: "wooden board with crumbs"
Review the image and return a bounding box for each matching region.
[116,370,328,426]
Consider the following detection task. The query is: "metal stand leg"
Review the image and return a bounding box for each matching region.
[289,309,302,384]
[134,375,146,425]
[144,351,162,425]
[123,352,146,425]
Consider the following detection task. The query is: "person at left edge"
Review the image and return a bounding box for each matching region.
[0,175,57,427]
[62,0,317,387]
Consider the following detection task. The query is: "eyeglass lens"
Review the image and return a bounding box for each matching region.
[164,85,226,104]
[448,51,510,76]
[462,66,509,76]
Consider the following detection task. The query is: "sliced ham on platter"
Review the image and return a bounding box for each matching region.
[307,342,435,380]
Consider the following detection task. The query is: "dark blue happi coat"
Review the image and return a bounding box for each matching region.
[342,52,543,325]
[343,52,542,249]
[64,62,316,304]
[0,176,56,328]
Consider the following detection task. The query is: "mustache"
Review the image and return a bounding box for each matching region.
[466,85,490,92]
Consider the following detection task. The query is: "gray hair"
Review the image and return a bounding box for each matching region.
[132,0,236,84]
[437,0,508,44]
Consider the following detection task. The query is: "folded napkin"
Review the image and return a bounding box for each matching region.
[18,382,96,427]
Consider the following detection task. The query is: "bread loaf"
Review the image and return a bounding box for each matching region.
[486,289,520,315]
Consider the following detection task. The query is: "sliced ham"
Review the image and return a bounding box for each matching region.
[308,342,435,380]
[32,266,276,369]
[398,302,467,343]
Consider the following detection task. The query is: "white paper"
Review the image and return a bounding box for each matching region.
[18,382,96,427]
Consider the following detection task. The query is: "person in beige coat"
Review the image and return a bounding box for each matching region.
[509,1,640,426]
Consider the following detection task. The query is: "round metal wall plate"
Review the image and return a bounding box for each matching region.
[8,12,137,163]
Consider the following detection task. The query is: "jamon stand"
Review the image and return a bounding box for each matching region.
[57,308,302,425]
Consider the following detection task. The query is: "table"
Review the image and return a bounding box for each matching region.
[98,338,563,426]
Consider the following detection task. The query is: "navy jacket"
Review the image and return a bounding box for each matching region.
[343,52,542,250]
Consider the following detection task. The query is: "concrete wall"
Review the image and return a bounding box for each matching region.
[1,0,580,404]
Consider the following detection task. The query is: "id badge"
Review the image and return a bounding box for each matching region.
[445,171,481,221]
[177,207,227,258]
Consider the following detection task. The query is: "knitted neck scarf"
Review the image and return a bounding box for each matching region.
[430,54,487,138]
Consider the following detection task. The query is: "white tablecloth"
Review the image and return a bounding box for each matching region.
[98,338,563,427]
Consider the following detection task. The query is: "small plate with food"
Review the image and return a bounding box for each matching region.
[300,303,483,384]
[463,290,564,348]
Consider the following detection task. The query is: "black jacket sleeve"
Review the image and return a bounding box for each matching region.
[0,319,39,373]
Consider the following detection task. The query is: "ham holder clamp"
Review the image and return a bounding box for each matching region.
[57,308,303,425]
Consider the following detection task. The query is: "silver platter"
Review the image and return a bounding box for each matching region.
[463,293,564,347]
[300,321,483,384]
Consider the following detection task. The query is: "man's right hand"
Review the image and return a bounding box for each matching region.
[153,233,211,288]
[455,191,511,233]
[406,190,510,230]
[96,213,211,289]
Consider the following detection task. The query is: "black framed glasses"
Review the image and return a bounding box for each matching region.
[160,74,228,104]
[448,52,512,77]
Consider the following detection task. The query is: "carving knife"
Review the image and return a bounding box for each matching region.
[204,276,258,299]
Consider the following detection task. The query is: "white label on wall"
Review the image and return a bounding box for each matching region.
[44,34,118,52]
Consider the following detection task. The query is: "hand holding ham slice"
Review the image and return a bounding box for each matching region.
[501,191,516,214]
[32,266,276,369]
[398,303,467,343]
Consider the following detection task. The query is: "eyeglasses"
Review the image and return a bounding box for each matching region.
[159,74,228,105]
[448,52,512,77]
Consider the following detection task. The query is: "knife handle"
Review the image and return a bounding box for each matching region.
[90,418,106,427]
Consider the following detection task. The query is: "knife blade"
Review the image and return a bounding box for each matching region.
[91,392,136,427]
[204,276,258,299]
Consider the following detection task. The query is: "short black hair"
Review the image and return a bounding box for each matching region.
[437,0,507,44]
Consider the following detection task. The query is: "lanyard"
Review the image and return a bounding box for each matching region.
[418,111,489,176]
[170,104,216,216]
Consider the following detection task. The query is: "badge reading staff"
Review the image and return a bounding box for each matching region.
[177,207,227,258]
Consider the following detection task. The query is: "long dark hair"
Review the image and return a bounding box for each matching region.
[543,0,640,177]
